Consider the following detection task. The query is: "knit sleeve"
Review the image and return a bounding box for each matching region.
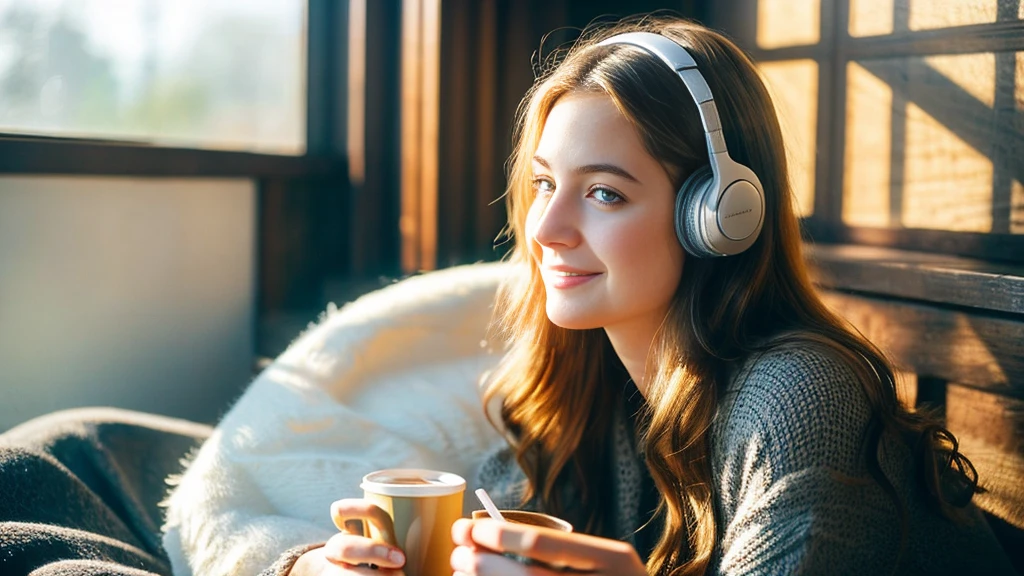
[710,346,903,576]
[257,542,326,576]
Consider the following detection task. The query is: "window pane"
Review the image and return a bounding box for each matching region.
[849,0,895,37]
[1014,180,1024,233]
[843,62,892,227]
[760,59,818,217]
[850,0,1021,37]
[843,52,1024,234]
[756,0,820,49]
[908,0,1000,31]
[0,175,255,429]
[901,100,993,232]
[0,0,306,154]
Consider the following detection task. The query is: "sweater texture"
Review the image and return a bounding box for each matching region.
[477,344,1017,575]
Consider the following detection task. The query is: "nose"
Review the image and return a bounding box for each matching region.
[530,186,581,249]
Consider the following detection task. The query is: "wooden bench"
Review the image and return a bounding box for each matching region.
[809,243,1024,570]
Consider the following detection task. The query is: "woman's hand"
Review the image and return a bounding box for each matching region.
[288,499,407,575]
[450,518,647,575]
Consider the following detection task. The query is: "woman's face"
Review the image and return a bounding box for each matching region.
[527,92,685,336]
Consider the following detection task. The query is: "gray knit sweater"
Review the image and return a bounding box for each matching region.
[476,345,1016,575]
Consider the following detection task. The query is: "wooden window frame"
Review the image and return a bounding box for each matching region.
[715,0,1024,264]
[0,0,347,179]
[0,0,379,356]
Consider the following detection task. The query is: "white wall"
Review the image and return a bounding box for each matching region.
[0,176,256,431]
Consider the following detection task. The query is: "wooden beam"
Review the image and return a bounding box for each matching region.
[0,137,341,177]
[842,19,1024,59]
[945,383,1024,528]
[819,290,1024,400]
[306,0,348,157]
[400,0,441,273]
[818,0,849,223]
[437,0,473,267]
[345,0,401,277]
[472,0,501,260]
[803,220,1024,265]
[808,243,1024,315]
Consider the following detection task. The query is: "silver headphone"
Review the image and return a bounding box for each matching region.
[597,32,765,257]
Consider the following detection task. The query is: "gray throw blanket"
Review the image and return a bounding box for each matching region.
[0,408,210,576]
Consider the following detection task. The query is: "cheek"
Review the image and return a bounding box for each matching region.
[600,211,683,290]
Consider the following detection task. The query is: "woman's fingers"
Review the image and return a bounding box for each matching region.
[330,498,399,546]
[452,518,477,548]
[294,545,405,576]
[334,566,405,576]
[451,545,563,576]
[467,519,636,571]
[322,532,406,569]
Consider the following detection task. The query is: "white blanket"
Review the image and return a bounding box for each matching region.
[161,262,511,576]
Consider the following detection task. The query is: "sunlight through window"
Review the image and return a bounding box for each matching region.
[849,0,895,37]
[850,0,1020,37]
[1017,52,1024,111]
[843,62,892,227]
[903,102,993,232]
[909,0,999,31]
[843,50,1022,234]
[925,53,996,107]
[756,0,820,49]
[760,60,818,217]
[1012,180,1024,233]
[0,0,307,154]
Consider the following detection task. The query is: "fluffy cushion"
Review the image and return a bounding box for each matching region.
[160,262,511,576]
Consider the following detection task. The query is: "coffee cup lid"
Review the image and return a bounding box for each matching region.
[361,468,466,497]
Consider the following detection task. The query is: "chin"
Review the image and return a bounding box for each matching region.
[545,304,603,331]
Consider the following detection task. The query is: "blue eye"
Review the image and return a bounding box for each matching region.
[590,187,623,205]
[532,178,554,196]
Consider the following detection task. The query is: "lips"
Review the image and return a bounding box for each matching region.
[543,266,601,289]
[545,264,597,275]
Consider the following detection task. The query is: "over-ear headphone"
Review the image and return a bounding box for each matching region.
[596,32,765,257]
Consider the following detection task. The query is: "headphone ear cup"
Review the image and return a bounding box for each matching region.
[675,166,719,258]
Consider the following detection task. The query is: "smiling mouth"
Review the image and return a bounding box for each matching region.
[545,270,601,289]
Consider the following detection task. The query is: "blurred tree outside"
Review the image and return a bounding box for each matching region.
[0,6,119,134]
[0,0,304,153]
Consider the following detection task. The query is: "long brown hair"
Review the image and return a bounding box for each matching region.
[484,14,981,576]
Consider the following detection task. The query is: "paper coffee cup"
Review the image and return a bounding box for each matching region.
[361,469,465,576]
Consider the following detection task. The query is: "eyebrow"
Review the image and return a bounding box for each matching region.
[533,155,641,184]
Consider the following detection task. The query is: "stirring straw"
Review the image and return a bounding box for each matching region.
[474,488,507,522]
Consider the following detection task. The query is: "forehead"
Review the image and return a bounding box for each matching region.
[534,92,645,164]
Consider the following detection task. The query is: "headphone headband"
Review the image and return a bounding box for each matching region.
[595,32,765,257]
[597,32,728,160]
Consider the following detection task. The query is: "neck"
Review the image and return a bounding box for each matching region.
[604,319,662,399]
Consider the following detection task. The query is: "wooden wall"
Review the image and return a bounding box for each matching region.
[809,243,1024,568]
[401,0,706,271]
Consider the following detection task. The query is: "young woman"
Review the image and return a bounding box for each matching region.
[295,15,1014,576]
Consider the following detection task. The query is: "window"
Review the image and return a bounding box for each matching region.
[843,52,1023,234]
[0,0,306,154]
[760,58,819,217]
[0,175,256,429]
[714,0,1024,261]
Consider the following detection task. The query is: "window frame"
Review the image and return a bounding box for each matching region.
[0,134,341,177]
[714,0,1024,264]
[0,0,346,178]
[0,0,367,345]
